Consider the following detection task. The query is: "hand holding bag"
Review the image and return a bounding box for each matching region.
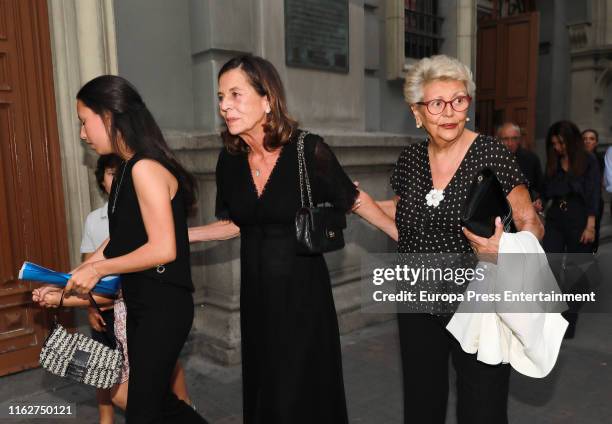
[295,131,347,254]
[460,167,516,238]
[39,291,123,389]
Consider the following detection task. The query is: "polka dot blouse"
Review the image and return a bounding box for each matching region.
[391,134,526,255]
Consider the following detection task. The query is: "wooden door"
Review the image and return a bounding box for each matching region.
[0,0,70,376]
[476,12,539,150]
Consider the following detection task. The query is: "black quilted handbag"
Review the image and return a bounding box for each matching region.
[295,131,347,255]
[39,291,123,389]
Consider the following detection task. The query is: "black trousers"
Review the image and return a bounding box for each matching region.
[123,277,207,424]
[543,198,593,255]
[398,314,510,424]
[543,199,593,336]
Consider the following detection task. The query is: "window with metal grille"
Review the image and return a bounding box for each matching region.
[404,0,444,59]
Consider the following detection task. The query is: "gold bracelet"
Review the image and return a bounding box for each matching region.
[91,262,102,279]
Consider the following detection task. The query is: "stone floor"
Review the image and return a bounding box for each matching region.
[1,311,611,424]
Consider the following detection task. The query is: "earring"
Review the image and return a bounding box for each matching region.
[466,117,471,122]
[416,121,422,128]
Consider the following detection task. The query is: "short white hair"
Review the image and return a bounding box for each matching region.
[497,122,521,136]
[403,55,476,104]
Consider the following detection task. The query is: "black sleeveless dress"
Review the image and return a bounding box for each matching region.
[104,155,206,424]
[215,131,358,424]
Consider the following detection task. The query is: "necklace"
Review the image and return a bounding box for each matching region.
[249,148,281,179]
[247,151,261,178]
[111,159,130,214]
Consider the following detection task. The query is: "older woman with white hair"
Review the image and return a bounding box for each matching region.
[358,55,544,423]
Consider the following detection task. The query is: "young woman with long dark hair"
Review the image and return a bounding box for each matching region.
[542,121,600,253]
[65,75,206,423]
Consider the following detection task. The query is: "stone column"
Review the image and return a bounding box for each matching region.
[184,0,257,364]
[456,0,477,124]
[74,0,118,81]
[568,0,612,142]
[47,0,118,267]
[457,0,477,71]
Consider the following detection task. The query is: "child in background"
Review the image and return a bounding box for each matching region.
[82,154,122,423]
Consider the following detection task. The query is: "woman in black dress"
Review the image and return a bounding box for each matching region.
[543,122,600,253]
[358,55,543,424]
[542,121,601,338]
[189,55,396,423]
[65,76,207,423]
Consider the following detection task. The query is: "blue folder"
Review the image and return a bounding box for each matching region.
[19,261,120,296]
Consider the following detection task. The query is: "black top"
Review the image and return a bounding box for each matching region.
[514,147,544,199]
[541,152,601,216]
[391,134,526,255]
[214,130,357,423]
[104,156,193,292]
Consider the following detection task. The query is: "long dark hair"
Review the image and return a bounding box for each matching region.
[545,120,587,177]
[77,75,197,214]
[218,55,297,154]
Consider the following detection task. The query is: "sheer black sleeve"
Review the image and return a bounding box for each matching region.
[306,134,358,213]
[214,149,231,220]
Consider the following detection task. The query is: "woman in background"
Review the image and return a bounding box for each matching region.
[543,121,601,338]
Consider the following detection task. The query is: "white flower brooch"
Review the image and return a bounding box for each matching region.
[425,188,444,208]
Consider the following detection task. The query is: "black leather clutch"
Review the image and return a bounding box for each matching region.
[460,168,516,238]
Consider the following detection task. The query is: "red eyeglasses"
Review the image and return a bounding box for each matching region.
[415,95,472,115]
